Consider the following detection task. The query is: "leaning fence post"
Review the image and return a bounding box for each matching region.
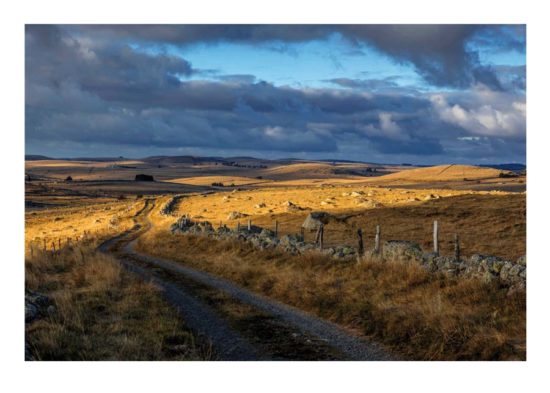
[454,233,460,261]
[374,225,381,254]
[274,220,279,238]
[433,220,439,256]
[319,223,324,250]
[357,228,364,256]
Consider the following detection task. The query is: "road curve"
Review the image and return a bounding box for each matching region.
[101,198,394,360]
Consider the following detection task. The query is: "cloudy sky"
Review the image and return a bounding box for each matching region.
[25,25,526,164]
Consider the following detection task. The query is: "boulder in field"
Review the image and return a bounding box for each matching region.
[301,211,334,231]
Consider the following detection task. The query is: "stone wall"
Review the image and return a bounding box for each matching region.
[160,195,185,216]
[170,216,526,290]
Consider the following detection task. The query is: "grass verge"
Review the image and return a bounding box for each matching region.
[25,243,212,360]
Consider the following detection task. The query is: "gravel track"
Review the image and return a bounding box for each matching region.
[101,198,394,361]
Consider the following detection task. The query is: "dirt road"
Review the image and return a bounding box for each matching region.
[99,198,393,360]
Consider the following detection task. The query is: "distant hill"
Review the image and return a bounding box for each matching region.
[143,155,224,165]
[377,164,505,182]
[25,155,53,161]
[480,163,526,172]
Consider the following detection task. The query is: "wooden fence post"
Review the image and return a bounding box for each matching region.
[433,220,439,256]
[319,223,324,251]
[357,228,364,256]
[454,233,460,261]
[43,238,46,251]
[237,222,241,232]
[247,219,251,231]
[274,220,279,238]
[300,227,304,240]
[58,238,61,249]
[51,242,56,252]
[374,225,381,254]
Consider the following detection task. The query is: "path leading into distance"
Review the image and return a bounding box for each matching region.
[99,198,393,361]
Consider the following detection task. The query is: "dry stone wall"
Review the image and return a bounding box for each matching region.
[170,216,526,291]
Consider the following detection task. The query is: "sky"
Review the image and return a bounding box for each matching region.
[25,25,526,164]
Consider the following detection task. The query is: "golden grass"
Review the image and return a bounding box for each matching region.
[372,164,503,182]
[25,241,212,360]
[168,184,469,222]
[136,231,526,360]
[25,198,143,252]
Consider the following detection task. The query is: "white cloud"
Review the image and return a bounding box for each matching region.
[430,93,525,138]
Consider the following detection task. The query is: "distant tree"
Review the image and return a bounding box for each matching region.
[65,176,73,182]
[135,174,154,182]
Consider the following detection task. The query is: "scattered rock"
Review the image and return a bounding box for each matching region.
[26,290,54,323]
[283,201,306,212]
[227,211,248,220]
[254,203,267,209]
[357,199,383,208]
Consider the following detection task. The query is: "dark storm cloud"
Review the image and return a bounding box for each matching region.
[66,24,525,89]
[25,24,526,162]
[26,25,193,93]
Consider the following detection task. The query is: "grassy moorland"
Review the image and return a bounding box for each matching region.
[25,159,526,360]
[25,200,211,361]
